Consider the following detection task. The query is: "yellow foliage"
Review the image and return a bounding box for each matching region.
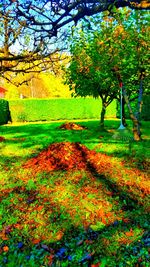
[2,53,71,99]
[132,0,150,8]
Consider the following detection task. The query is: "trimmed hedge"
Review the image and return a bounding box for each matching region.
[9,98,116,122]
[0,99,12,125]
[116,95,150,121]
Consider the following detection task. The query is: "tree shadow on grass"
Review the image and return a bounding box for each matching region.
[75,143,148,208]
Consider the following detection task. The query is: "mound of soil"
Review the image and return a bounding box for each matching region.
[23,142,94,173]
[58,122,87,130]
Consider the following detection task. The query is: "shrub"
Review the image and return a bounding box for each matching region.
[0,99,12,125]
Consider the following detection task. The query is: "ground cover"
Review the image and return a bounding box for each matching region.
[0,119,149,266]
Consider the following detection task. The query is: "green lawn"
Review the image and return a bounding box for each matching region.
[0,119,149,266]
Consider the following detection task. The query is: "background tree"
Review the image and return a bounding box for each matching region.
[3,71,71,99]
[0,1,64,83]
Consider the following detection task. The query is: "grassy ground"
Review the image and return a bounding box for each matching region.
[0,119,149,266]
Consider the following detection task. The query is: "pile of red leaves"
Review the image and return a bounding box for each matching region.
[23,142,91,173]
[58,122,87,130]
[0,136,5,142]
[23,142,149,201]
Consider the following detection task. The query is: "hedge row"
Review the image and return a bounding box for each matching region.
[8,98,116,122]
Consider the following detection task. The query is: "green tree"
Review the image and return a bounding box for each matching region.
[111,9,150,140]
[65,23,119,129]
[65,9,149,137]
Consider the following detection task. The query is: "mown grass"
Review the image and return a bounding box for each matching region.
[0,119,149,267]
[0,119,149,169]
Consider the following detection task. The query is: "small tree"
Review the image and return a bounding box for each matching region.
[65,25,119,129]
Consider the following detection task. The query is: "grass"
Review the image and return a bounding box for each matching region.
[0,119,149,266]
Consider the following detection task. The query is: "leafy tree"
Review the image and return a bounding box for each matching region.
[65,9,149,137]
[65,24,119,128]
[4,72,71,99]
[0,2,64,83]
[0,1,149,76]
[0,1,149,134]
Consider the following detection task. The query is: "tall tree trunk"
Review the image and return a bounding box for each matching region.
[100,101,106,129]
[123,87,142,141]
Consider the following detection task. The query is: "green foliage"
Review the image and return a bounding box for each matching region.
[65,9,149,129]
[141,95,150,121]
[9,98,116,122]
[0,99,12,125]
[116,95,150,121]
[65,23,119,100]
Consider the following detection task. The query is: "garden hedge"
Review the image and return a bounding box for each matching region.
[9,98,116,122]
[0,99,12,125]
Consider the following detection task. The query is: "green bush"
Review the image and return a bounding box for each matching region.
[9,98,116,122]
[0,99,12,125]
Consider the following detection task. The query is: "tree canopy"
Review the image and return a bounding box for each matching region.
[0,0,150,76]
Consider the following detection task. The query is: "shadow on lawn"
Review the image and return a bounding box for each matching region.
[0,121,102,158]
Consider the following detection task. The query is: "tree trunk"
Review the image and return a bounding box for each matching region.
[123,87,142,141]
[100,101,106,129]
